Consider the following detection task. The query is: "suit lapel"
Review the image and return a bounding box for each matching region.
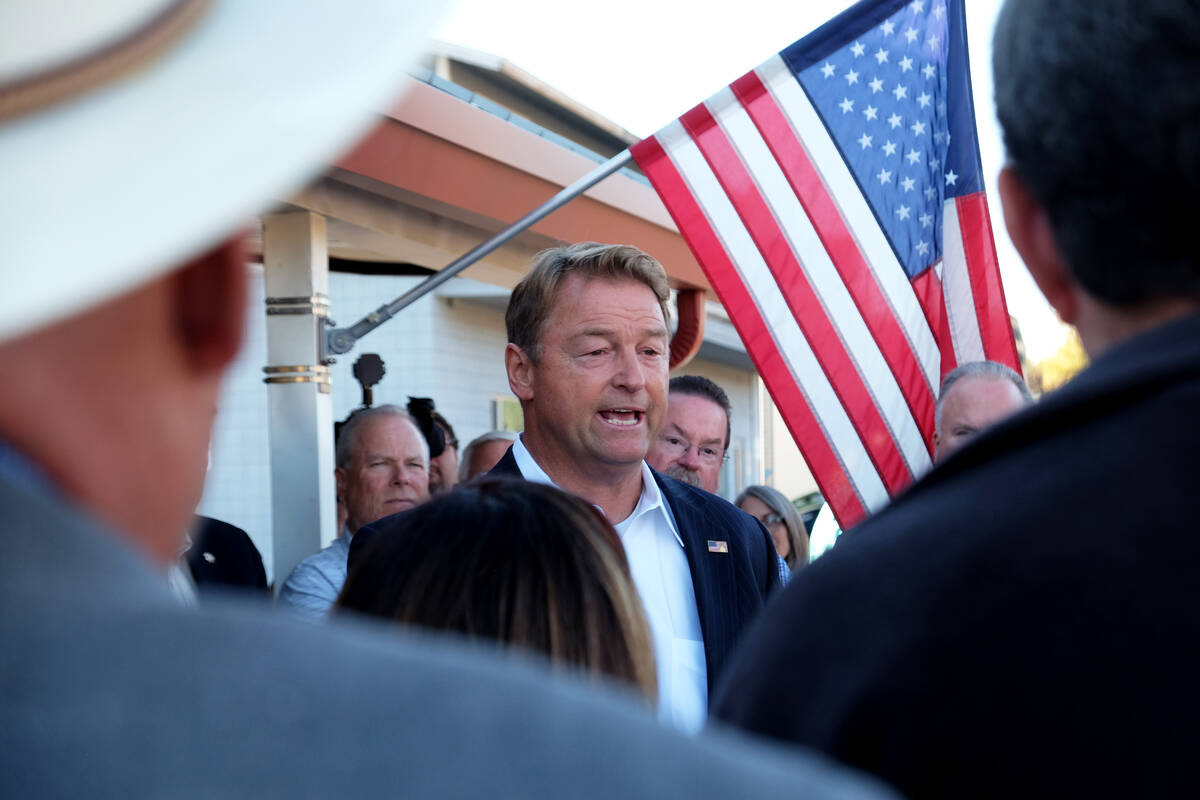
[487,447,521,478]
[654,471,736,693]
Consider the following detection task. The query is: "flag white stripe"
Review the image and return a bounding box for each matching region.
[940,198,986,364]
[657,121,891,511]
[757,56,942,396]
[706,88,932,478]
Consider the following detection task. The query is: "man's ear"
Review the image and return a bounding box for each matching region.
[335,466,347,498]
[171,236,248,373]
[505,342,535,401]
[998,166,1078,325]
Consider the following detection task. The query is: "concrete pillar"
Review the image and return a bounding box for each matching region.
[261,211,336,594]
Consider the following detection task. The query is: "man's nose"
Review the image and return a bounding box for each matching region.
[612,347,647,392]
[677,445,702,470]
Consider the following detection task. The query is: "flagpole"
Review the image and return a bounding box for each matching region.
[324,149,635,357]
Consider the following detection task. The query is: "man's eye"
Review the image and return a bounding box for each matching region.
[665,437,682,446]
[701,447,719,458]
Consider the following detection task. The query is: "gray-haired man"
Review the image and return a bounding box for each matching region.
[279,405,429,620]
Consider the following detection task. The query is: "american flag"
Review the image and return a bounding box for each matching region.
[631,0,1019,528]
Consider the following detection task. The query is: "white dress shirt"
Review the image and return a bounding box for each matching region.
[511,436,708,733]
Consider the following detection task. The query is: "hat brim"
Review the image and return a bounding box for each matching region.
[0,0,443,341]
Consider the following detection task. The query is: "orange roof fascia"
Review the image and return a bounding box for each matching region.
[333,81,709,290]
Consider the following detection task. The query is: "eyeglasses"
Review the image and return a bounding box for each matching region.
[656,434,727,467]
[756,512,784,527]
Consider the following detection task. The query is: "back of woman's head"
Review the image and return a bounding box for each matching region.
[337,478,657,701]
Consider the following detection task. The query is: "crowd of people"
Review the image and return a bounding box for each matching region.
[5,0,1200,797]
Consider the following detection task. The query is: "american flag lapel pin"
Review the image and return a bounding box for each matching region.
[707,540,728,554]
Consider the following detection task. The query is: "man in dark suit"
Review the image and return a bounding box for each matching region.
[493,242,780,732]
[187,516,269,596]
[0,4,898,799]
[712,1,1200,797]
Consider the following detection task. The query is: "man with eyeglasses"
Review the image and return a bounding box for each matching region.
[647,376,731,494]
[491,243,782,733]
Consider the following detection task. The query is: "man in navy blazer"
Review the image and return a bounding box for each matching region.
[493,242,780,732]
[712,2,1200,797]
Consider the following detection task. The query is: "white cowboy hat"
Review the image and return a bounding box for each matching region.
[0,0,442,341]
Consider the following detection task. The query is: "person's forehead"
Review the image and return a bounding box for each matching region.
[944,376,1026,417]
[550,275,665,328]
[354,415,423,455]
[666,393,727,439]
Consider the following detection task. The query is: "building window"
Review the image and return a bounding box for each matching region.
[492,396,524,433]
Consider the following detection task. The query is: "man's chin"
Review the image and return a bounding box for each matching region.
[663,465,704,488]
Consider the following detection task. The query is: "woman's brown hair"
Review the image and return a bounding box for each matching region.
[337,477,657,701]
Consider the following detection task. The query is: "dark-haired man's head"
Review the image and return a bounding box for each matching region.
[994,0,1200,355]
[428,411,459,496]
[646,375,731,493]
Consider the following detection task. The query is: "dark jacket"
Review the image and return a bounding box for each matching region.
[712,311,1200,798]
[489,448,780,695]
[187,515,268,595]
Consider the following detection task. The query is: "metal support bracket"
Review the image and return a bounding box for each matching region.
[323,149,633,356]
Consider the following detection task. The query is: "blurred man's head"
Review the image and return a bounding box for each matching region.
[459,431,518,482]
[994,0,1200,355]
[646,376,731,493]
[504,244,671,491]
[335,406,430,533]
[933,361,1033,462]
[0,2,433,565]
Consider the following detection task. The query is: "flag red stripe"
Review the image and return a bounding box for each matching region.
[631,135,869,525]
[731,70,937,448]
[679,102,913,494]
[957,192,1021,373]
[910,267,956,389]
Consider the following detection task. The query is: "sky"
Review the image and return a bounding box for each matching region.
[433,0,1068,362]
